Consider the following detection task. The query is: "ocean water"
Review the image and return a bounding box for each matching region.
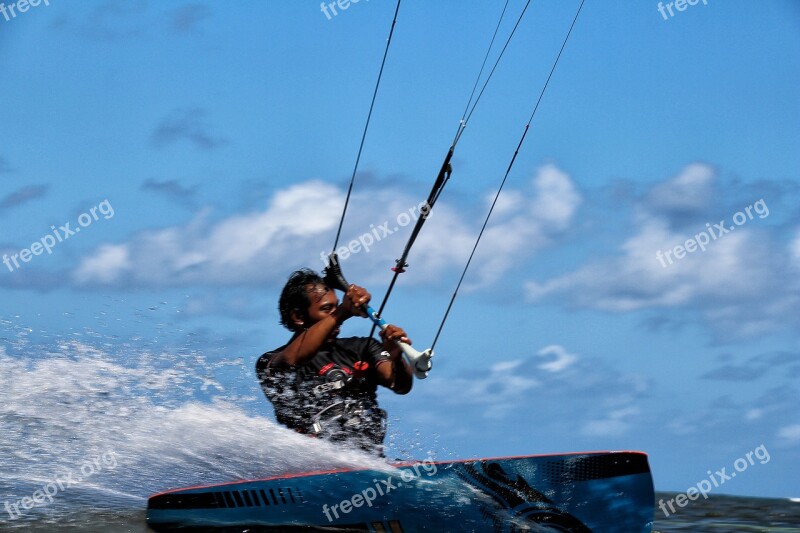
[652,493,800,532]
[1,322,798,532]
[0,317,425,532]
[3,496,800,532]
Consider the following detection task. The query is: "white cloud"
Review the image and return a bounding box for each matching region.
[581,406,640,437]
[581,418,629,437]
[412,163,581,289]
[745,408,763,421]
[426,360,540,408]
[666,417,698,436]
[525,164,799,337]
[646,162,715,214]
[491,359,524,372]
[530,164,583,229]
[791,229,800,267]
[414,344,648,433]
[485,189,523,217]
[73,181,343,287]
[73,244,130,284]
[72,165,581,289]
[777,424,800,445]
[537,345,577,373]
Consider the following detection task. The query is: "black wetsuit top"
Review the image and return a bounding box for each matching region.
[256,336,391,454]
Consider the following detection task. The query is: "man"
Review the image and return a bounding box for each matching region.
[256,269,414,456]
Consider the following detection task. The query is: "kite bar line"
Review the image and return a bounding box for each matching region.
[332,0,403,254]
[432,0,586,351]
[369,0,529,336]
[324,253,433,379]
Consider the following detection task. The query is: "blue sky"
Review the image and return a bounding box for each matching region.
[1,0,799,501]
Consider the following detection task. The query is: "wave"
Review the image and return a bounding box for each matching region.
[0,334,388,526]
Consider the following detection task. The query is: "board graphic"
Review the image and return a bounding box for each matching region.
[147,451,655,532]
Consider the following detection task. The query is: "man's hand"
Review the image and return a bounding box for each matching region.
[377,324,414,394]
[336,284,371,321]
[379,324,411,359]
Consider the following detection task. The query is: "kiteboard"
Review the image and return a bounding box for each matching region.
[147,450,654,531]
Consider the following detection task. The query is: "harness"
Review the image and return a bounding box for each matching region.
[307,361,386,445]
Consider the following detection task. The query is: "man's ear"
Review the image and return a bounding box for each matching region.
[289,309,305,328]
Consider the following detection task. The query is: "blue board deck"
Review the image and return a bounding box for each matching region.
[147,450,655,532]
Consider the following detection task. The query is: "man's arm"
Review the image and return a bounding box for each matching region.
[272,285,370,367]
[272,312,342,368]
[375,324,414,394]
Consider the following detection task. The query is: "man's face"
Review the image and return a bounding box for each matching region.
[303,283,340,342]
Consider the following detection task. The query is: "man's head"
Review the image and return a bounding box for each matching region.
[279,269,340,335]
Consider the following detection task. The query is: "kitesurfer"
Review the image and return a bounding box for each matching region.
[256,269,413,456]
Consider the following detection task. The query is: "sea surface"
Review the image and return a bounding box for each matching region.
[652,493,800,532]
[1,320,798,532]
[1,494,798,531]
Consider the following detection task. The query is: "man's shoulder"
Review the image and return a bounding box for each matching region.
[335,336,380,350]
[334,336,389,363]
[255,346,288,374]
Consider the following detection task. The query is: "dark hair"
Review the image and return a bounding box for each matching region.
[278,269,328,331]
